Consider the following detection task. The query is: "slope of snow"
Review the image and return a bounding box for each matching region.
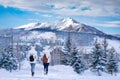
[78,37,120,56]
[107,39,120,53]
[0,59,120,80]
[15,22,52,31]
[20,31,57,42]
[94,37,120,53]
[15,23,41,30]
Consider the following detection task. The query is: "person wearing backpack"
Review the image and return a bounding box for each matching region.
[41,46,51,75]
[28,45,38,76]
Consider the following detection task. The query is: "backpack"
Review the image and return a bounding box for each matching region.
[29,55,34,62]
[42,54,48,63]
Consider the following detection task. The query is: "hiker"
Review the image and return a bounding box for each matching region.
[28,45,38,76]
[41,46,51,75]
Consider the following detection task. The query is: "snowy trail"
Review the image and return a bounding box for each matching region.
[0,60,120,80]
[0,60,79,80]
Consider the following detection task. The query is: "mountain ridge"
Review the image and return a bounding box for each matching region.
[15,18,104,35]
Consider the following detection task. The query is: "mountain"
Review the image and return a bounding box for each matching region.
[113,34,120,38]
[1,18,120,53]
[53,18,104,35]
[15,18,104,35]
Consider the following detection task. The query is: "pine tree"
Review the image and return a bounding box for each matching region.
[69,45,86,74]
[70,46,78,66]
[0,46,18,72]
[72,55,86,74]
[62,53,70,65]
[107,47,119,76]
[102,37,108,59]
[101,37,108,72]
[62,32,72,65]
[91,39,104,76]
[66,32,72,53]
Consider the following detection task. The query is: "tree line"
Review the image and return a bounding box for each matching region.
[62,33,119,76]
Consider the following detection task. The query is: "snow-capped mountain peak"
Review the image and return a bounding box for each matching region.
[61,17,78,24]
[57,17,80,31]
[54,18,104,34]
[15,18,104,35]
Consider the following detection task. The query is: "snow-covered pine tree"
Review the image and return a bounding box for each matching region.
[69,44,86,74]
[0,48,4,68]
[0,46,18,72]
[62,32,72,65]
[101,37,108,72]
[106,47,119,76]
[102,37,108,58]
[72,54,86,74]
[70,45,78,66]
[91,39,104,76]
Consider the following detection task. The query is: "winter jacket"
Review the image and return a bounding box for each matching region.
[27,47,38,64]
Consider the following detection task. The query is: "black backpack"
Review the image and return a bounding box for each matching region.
[29,55,34,62]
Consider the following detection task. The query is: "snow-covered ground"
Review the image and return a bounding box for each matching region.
[0,60,120,80]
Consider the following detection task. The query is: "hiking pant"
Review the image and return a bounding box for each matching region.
[43,63,49,74]
[30,63,36,73]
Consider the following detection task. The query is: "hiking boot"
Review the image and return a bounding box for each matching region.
[44,71,48,75]
[44,71,46,75]
[32,72,34,76]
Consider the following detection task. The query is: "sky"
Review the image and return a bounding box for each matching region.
[0,0,120,34]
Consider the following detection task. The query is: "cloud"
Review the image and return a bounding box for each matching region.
[101,21,120,27]
[90,21,120,28]
[0,0,120,16]
[28,18,39,21]
[42,14,52,18]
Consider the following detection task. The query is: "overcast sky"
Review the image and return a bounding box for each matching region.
[0,0,120,34]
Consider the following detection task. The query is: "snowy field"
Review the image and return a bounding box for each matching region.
[0,60,119,80]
